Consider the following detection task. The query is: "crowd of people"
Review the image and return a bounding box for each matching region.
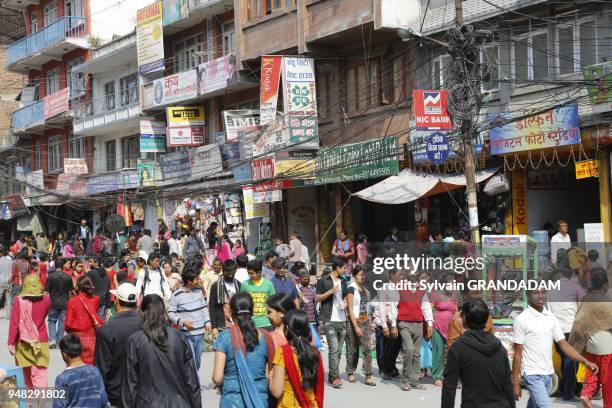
[0,219,611,408]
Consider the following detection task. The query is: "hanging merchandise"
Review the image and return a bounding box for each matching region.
[483,173,510,196]
[131,204,145,222]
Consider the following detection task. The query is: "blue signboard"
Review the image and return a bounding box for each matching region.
[87,173,120,195]
[426,132,450,164]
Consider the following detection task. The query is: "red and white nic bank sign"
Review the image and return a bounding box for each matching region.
[413,90,453,130]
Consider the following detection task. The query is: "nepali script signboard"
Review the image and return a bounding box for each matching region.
[305,138,398,185]
[488,101,581,155]
[137,2,165,75]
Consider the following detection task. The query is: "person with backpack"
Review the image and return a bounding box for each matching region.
[134,253,171,305]
[86,259,111,321]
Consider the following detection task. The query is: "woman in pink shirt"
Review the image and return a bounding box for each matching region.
[355,234,368,267]
[215,235,233,262]
[431,285,457,386]
[232,239,245,259]
[8,274,51,389]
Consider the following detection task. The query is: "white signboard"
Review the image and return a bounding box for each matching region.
[253,190,282,204]
[584,223,606,267]
[150,70,198,107]
[63,158,88,175]
[25,170,44,195]
[281,57,317,117]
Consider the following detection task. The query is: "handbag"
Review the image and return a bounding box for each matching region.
[310,323,323,350]
[77,295,104,331]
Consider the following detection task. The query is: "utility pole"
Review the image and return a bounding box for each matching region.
[447,0,490,244]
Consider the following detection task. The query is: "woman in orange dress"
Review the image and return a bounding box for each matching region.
[65,276,104,364]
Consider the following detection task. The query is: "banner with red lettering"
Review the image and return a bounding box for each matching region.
[259,55,282,125]
[251,156,275,182]
[413,90,452,131]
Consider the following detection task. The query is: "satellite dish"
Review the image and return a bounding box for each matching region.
[105,214,125,235]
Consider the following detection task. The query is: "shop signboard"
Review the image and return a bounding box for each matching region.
[160,150,190,181]
[162,0,187,26]
[511,169,528,235]
[251,156,274,182]
[583,61,612,114]
[305,138,399,185]
[140,119,167,153]
[243,187,269,219]
[121,169,139,189]
[150,70,198,107]
[166,126,204,147]
[253,115,318,156]
[282,57,317,117]
[584,223,606,267]
[231,163,252,183]
[488,102,581,155]
[137,2,165,75]
[198,54,237,95]
[190,144,223,180]
[253,190,282,204]
[253,179,296,192]
[274,150,316,178]
[413,90,452,130]
[167,106,205,126]
[68,177,86,198]
[63,158,88,175]
[87,173,120,195]
[575,159,599,179]
[44,88,69,119]
[222,110,260,143]
[426,132,449,165]
[411,126,483,163]
[257,221,273,257]
[482,235,527,248]
[137,161,156,187]
[25,170,44,195]
[260,55,282,125]
[5,194,29,218]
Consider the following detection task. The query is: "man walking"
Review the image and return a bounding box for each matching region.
[288,231,303,270]
[512,288,597,408]
[167,231,181,258]
[240,259,276,329]
[44,263,73,348]
[442,299,514,408]
[134,254,170,304]
[316,258,348,388]
[182,229,205,261]
[550,220,571,265]
[262,251,277,280]
[209,260,241,337]
[76,219,92,253]
[271,258,300,308]
[384,226,405,257]
[94,283,142,408]
[136,229,154,258]
[168,268,212,371]
[373,268,401,379]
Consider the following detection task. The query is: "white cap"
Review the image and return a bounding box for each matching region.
[110,283,138,303]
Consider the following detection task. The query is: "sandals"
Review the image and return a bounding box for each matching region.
[364,377,376,386]
[347,375,356,383]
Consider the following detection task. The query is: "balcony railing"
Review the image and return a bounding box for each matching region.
[12,101,44,131]
[7,16,87,66]
[189,0,224,11]
[73,90,140,133]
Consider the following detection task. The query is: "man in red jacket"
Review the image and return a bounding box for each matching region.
[396,272,433,391]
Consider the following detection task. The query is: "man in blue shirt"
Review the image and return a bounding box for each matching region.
[270,258,299,308]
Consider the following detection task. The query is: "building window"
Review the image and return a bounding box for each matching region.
[106,140,116,172]
[317,73,329,118]
[431,54,449,89]
[174,33,204,73]
[104,81,115,110]
[31,12,38,33]
[513,23,549,83]
[122,136,139,169]
[119,74,138,106]
[48,135,61,173]
[34,144,41,171]
[222,21,235,55]
[480,44,500,90]
[248,0,296,19]
[46,68,60,96]
[43,1,57,27]
[345,60,382,113]
[556,20,597,76]
[69,133,86,158]
[64,0,83,17]
[67,57,86,101]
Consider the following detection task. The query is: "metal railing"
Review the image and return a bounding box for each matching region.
[12,101,44,131]
[7,16,87,66]
[74,89,139,121]
[189,0,225,11]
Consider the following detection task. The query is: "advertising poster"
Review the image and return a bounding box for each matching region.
[251,156,275,182]
[137,2,165,75]
[159,150,190,181]
[166,126,205,147]
[259,55,282,125]
[150,70,198,107]
[44,88,69,119]
[137,161,156,187]
[281,57,317,117]
[222,110,260,142]
[583,61,612,114]
[162,0,188,26]
[140,119,167,152]
[243,188,269,219]
[198,54,237,95]
[412,90,452,130]
[167,106,205,126]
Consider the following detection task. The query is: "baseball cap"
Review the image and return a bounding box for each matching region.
[110,283,138,303]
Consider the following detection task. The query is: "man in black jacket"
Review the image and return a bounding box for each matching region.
[442,298,515,408]
[94,283,142,408]
[44,261,73,348]
[86,258,111,320]
[209,259,240,337]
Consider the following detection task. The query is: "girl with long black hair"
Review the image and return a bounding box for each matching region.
[122,294,201,408]
[270,309,324,408]
[213,292,274,408]
[267,292,297,348]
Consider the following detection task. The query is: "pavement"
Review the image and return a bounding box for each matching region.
[0,314,602,407]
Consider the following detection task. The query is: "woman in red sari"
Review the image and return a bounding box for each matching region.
[65,276,104,364]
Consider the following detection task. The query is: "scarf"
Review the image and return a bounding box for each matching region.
[18,297,42,357]
[216,278,239,305]
[281,344,324,408]
[568,292,612,354]
[228,326,267,408]
[336,239,351,253]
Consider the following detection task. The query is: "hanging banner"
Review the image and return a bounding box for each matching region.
[253,115,318,156]
[511,168,528,235]
[575,159,599,179]
[63,158,88,175]
[274,150,316,178]
[166,126,205,147]
[243,188,269,219]
[583,61,612,114]
[137,1,165,75]
[253,190,282,204]
[150,70,198,107]
[25,170,44,195]
[198,54,237,95]
[166,106,205,126]
[251,156,275,182]
[412,90,452,130]
[222,110,260,142]
[260,55,282,125]
[140,119,167,153]
[44,88,70,119]
[87,173,120,195]
[281,57,317,117]
[162,0,188,26]
[488,102,581,155]
[137,161,157,187]
[159,150,191,181]
[191,144,223,179]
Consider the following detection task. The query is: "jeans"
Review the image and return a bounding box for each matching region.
[554,333,576,400]
[375,326,385,372]
[98,305,106,321]
[48,308,66,344]
[523,374,553,408]
[186,334,204,371]
[323,321,347,381]
[398,321,423,385]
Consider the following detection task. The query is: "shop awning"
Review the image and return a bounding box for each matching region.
[354,168,498,204]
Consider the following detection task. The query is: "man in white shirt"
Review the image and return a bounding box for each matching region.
[134,253,171,304]
[167,231,181,258]
[234,254,249,283]
[373,268,401,379]
[512,288,597,407]
[275,238,291,259]
[550,220,571,265]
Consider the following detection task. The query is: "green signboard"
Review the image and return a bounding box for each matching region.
[583,61,612,114]
[304,138,398,185]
